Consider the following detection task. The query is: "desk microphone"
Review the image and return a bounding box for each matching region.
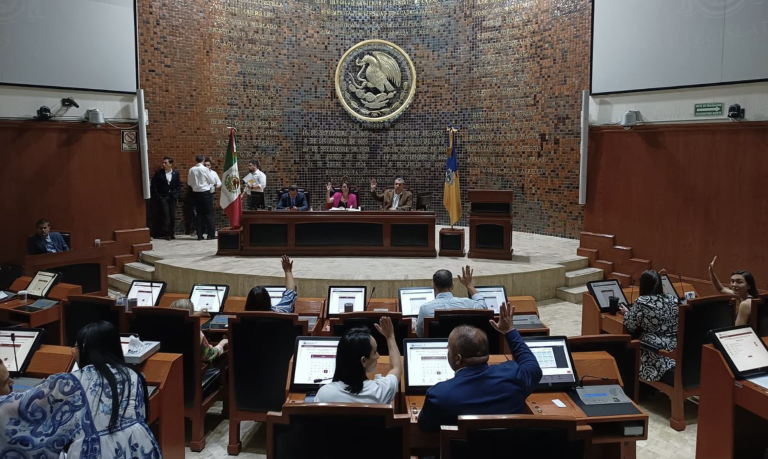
[214,285,222,313]
[677,272,686,302]
[10,333,20,376]
[366,287,376,310]
[313,377,333,383]
[578,374,608,387]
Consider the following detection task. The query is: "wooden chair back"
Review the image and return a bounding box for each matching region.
[567,334,641,401]
[331,311,408,355]
[426,309,500,353]
[61,294,124,346]
[440,415,591,459]
[750,297,768,337]
[267,404,411,459]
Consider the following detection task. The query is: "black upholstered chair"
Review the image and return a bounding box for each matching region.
[425,309,500,353]
[642,295,736,431]
[415,192,433,210]
[331,311,409,355]
[61,295,124,346]
[567,334,641,402]
[227,312,307,455]
[0,264,24,291]
[267,404,411,459]
[440,415,591,459]
[128,307,226,452]
[750,297,768,337]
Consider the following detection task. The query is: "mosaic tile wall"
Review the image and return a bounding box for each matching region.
[139,0,590,237]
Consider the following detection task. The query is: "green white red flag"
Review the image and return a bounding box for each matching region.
[220,127,242,229]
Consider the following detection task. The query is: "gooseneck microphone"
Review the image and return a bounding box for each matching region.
[313,377,333,383]
[677,272,686,301]
[10,333,20,376]
[628,278,635,305]
[579,374,609,387]
[365,287,376,311]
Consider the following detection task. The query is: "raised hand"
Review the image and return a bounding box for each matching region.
[709,255,718,273]
[490,303,515,334]
[457,265,474,287]
[281,255,293,272]
[374,316,395,339]
[370,178,377,190]
[326,182,332,192]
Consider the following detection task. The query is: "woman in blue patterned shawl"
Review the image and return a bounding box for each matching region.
[0,321,161,458]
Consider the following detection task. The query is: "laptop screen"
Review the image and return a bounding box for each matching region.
[523,336,578,389]
[327,286,366,316]
[26,271,60,298]
[712,326,768,377]
[475,286,507,313]
[127,281,166,307]
[290,337,340,392]
[0,329,44,375]
[189,284,229,313]
[264,286,287,306]
[398,287,435,317]
[586,280,628,311]
[403,339,454,393]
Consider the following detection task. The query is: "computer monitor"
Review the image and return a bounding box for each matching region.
[403,338,454,394]
[189,284,229,313]
[474,285,508,313]
[26,271,61,299]
[710,325,768,379]
[289,336,340,392]
[586,280,628,312]
[127,280,166,307]
[0,328,44,376]
[264,286,288,307]
[522,336,579,390]
[327,286,367,316]
[398,287,435,317]
[250,191,266,209]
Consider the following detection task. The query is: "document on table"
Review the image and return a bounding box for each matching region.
[747,374,768,390]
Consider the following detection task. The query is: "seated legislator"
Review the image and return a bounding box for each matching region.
[619,270,679,384]
[0,321,161,457]
[314,316,402,404]
[418,304,542,432]
[370,177,412,211]
[171,298,229,362]
[416,265,488,337]
[245,255,298,313]
[0,360,12,395]
[325,181,358,209]
[708,255,759,326]
[27,218,70,255]
[277,184,309,211]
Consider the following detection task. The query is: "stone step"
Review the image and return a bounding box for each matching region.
[108,288,124,299]
[124,262,155,281]
[564,267,604,288]
[558,257,590,272]
[556,285,589,304]
[108,273,137,293]
[139,251,164,266]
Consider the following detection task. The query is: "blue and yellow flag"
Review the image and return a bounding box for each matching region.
[443,126,462,226]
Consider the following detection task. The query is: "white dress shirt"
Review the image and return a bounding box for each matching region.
[208,169,222,193]
[243,170,267,195]
[188,163,215,192]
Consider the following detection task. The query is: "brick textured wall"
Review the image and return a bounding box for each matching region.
[139,0,590,238]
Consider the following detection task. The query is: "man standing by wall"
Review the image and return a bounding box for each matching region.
[188,155,217,240]
[242,159,267,210]
[150,157,181,240]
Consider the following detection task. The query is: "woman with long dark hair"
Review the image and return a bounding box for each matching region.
[709,255,759,325]
[0,321,161,458]
[245,255,297,313]
[314,317,402,403]
[620,270,679,384]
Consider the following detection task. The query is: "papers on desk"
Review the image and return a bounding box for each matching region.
[747,374,768,390]
[0,291,7,300]
[120,336,160,365]
[329,207,361,211]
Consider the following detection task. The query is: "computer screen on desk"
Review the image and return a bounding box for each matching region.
[475,286,508,313]
[398,287,435,317]
[403,339,454,394]
[264,286,287,307]
[127,281,166,307]
[327,286,366,316]
[189,284,229,313]
[586,280,628,312]
[0,329,44,375]
[26,271,61,299]
[711,326,768,378]
[290,337,340,392]
[523,336,578,390]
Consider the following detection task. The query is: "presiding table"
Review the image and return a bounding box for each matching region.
[218,210,437,257]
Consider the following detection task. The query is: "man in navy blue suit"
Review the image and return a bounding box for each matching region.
[151,156,182,240]
[27,219,70,255]
[418,303,542,432]
[277,184,309,211]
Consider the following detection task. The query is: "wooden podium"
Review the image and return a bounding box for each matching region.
[467,190,513,260]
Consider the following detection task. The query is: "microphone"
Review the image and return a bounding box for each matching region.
[677,272,686,302]
[10,333,20,376]
[579,374,609,387]
[628,278,635,305]
[366,287,376,311]
[313,377,333,383]
[214,285,221,313]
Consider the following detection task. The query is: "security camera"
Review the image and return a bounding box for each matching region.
[621,110,640,130]
[85,108,105,127]
[62,97,80,108]
[36,106,53,121]
[727,104,745,120]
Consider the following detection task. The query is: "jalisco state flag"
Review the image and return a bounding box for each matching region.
[220,127,242,229]
[443,126,462,227]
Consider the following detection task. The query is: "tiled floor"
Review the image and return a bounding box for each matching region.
[167,231,698,459]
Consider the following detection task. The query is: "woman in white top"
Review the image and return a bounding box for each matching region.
[315,317,402,404]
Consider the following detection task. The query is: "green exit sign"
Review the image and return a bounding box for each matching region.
[694,103,724,117]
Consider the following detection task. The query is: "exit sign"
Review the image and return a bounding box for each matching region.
[694,103,724,117]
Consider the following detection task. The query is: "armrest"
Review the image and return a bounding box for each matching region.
[640,342,677,359]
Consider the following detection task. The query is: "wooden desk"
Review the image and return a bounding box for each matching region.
[2,277,83,344]
[26,345,184,459]
[696,339,768,459]
[24,247,108,295]
[221,210,437,257]
[581,283,698,335]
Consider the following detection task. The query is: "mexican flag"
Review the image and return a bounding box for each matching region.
[220,127,242,229]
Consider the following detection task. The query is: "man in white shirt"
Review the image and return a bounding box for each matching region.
[415,265,488,337]
[242,159,267,209]
[202,158,221,239]
[187,154,218,240]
